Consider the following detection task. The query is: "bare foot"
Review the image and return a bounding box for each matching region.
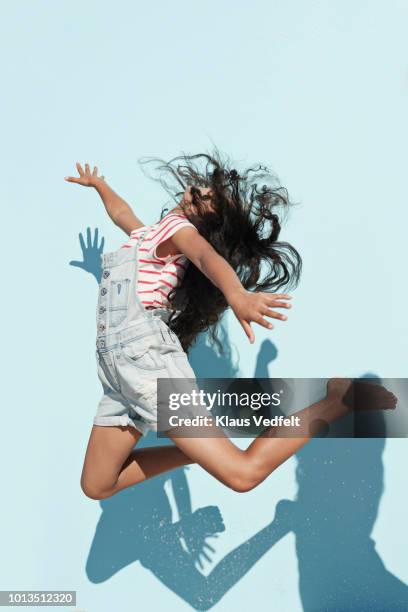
[353,380,397,411]
[326,377,397,413]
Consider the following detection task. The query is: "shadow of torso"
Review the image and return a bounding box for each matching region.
[278,436,408,612]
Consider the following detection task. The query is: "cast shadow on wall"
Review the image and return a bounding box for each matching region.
[71,229,408,611]
[71,229,292,609]
[84,339,289,610]
[277,374,408,612]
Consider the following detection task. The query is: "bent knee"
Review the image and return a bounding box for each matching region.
[224,468,264,494]
[80,476,114,500]
[228,478,258,494]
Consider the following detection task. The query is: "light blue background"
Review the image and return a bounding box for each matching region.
[1,1,407,610]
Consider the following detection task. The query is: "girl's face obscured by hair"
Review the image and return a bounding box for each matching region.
[179,185,215,214]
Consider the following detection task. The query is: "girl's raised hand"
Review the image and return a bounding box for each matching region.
[227,288,292,344]
[64,162,105,187]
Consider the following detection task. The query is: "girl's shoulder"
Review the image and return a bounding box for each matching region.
[128,210,197,248]
[130,210,188,232]
[143,211,198,260]
[158,209,189,223]
[154,210,197,235]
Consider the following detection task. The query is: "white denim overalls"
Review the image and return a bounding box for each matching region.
[93,231,196,436]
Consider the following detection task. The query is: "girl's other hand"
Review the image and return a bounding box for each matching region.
[227,288,292,344]
[64,162,105,187]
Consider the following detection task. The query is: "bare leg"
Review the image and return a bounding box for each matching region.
[81,425,193,499]
[167,378,396,492]
[82,379,396,498]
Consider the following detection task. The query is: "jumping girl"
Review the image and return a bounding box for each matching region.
[65,151,395,500]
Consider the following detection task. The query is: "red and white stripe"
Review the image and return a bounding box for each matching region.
[121,212,197,309]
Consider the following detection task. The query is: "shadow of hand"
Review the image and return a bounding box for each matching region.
[258,339,278,365]
[179,506,225,570]
[70,227,105,282]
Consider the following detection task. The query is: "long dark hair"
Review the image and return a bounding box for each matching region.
[139,148,302,353]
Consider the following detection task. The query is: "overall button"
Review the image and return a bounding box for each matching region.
[99,340,105,348]
[99,323,106,331]
[103,270,110,279]
[100,287,107,296]
[99,306,106,314]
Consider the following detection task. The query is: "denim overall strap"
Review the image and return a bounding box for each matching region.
[96,230,149,338]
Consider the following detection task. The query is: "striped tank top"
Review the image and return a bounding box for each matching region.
[121,212,198,309]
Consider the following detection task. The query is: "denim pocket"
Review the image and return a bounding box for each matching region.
[121,339,167,371]
[109,279,130,327]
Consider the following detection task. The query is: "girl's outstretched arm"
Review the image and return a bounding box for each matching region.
[171,227,292,344]
[65,162,144,235]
